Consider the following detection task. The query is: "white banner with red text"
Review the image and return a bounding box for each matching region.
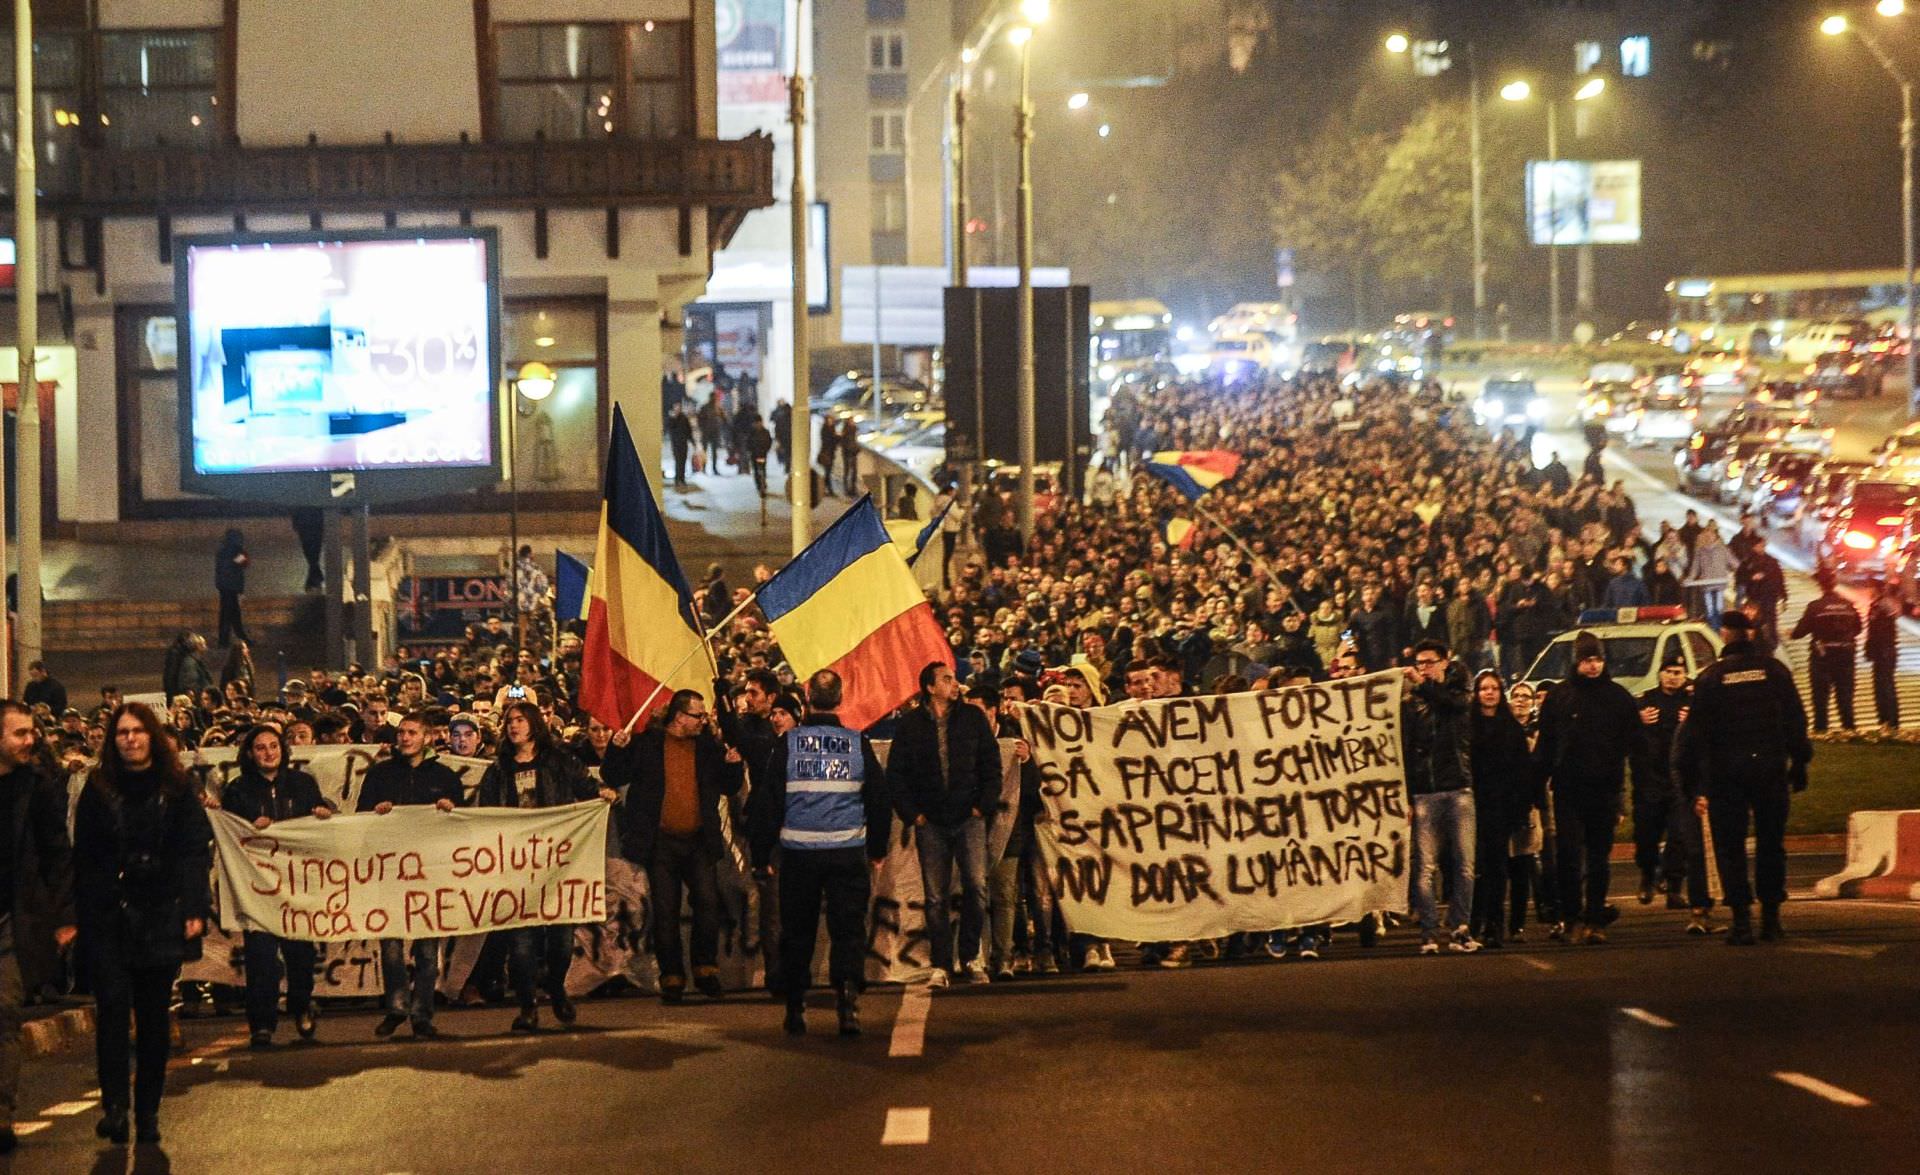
[208,802,611,942]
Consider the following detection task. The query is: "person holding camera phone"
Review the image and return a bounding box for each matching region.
[74,703,213,1146]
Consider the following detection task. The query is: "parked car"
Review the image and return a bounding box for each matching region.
[1522,608,1723,697]
[814,371,931,415]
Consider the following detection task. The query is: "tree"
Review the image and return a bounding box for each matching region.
[1358,98,1528,301]
[1269,113,1392,330]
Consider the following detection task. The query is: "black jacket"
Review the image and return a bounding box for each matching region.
[214,530,247,593]
[607,728,742,866]
[477,746,596,809]
[1535,671,1647,801]
[1469,704,1536,835]
[1634,686,1691,800]
[747,712,891,868]
[4,762,76,989]
[74,770,213,969]
[222,767,332,823]
[887,701,1002,828]
[1675,637,1812,796]
[1402,667,1472,796]
[356,754,464,811]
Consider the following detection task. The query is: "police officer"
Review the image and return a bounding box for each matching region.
[747,669,891,1037]
[1866,578,1902,729]
[1789,567,1861,733]
[1676,612,1812,945]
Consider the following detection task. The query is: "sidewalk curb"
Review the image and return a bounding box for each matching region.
[21,1005,95,1059]
[1608,834,1844,862]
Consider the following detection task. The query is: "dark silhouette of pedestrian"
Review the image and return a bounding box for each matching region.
[214,528,251,647]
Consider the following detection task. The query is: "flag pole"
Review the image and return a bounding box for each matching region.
[620,591,764,734]
[1186,499,1302,616]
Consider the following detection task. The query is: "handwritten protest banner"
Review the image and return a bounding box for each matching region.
[209,802,611,943]
[1020,672,1410,940]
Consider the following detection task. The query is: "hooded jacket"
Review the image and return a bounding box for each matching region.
[1535,669,1646,799]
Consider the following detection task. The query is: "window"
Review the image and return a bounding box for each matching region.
[495,22,690,141]
[869,111,905,153]
[0,32,81,192]
[868,31,905,73]
[1573,40,1601,75]
[497,24,618,140]
[99,29,220,148]
[629,20,690,138]
[502,300,602,493]
[873,184,906,233]
[1621,36,1650,77]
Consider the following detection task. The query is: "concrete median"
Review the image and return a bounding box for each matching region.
[1815,810,1920,900]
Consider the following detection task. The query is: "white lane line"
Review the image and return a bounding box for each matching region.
[881,1107,931,1146]
[12,1122,49,1137]
[1619,1007,1676,1030]
[1787,944,1888,960]
[889,985,931,1058]
[1519,956,1554,972]
[1774,1072,1872,1107]
[39,1099,97,1117]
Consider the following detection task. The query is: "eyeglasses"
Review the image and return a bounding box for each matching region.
[1413,657,1444,668]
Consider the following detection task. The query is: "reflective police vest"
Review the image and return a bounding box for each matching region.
[781,724,867,852]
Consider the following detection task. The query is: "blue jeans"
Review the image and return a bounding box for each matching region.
[1412,790,1477,938]
[915,816,989,974]
[380,938,441,1023]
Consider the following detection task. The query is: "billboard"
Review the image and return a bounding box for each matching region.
[1526,160,1642,245]
[716,0,788,107]
[175,228,503,506]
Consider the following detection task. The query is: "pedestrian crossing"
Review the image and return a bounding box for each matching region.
[1768,568,1916,730]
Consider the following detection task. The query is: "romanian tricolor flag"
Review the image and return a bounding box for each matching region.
[1163,517,1197,550]
[1144,450,1242,501]
[758,495,952,730]
[554,550,591,623]
[579,406,711,730]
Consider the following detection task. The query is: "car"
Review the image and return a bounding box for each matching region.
[1818,476,1920,578]
[1717,402,1835,456]
[1781,318,1875,366]
[1521,607,1724,698]
[1577,380,1639,432]
[1875,423,1920,472]
[1705,436,1775,504]
[857,406,946,450]
[1622,386,1702,447]
[1683,347,1755,393]
[1791,459,1874,545]
[1474,374,1544,432]
[1743,448,1823,520]
[1802,351,1885,400]
[814,371,931,415]
[1210,334,1276,383]
[1676,429,1736,497]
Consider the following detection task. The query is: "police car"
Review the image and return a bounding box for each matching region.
[1520,607,1724,696]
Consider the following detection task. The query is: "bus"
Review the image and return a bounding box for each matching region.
[1091,298,1173,388]
[1664,269,1910,357]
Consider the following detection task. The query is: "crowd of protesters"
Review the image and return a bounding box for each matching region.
[0,367,1850,1150]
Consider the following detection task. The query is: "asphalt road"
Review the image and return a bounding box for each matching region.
[5,872,1915,1175]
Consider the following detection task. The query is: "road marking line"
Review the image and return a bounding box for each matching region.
[12,1122,49,1137]
[889,986,931,1058]
[1519,956,1554,972]
[881,1106,931,1146]
[1787,944,1887,960]
[1619,1007,1676,1030]
[1773,1072,1871,1107]
[39,1099,96,1116]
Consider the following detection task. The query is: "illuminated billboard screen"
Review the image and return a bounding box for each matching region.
[176,228,503,504]
[1525,160,1642,245]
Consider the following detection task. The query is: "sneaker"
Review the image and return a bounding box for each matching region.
[660,979,685,1006]
[1479,931,1503,950]
[1584,926,1608,946]
[1297,935,1322,960]
[1686,915,1721,936]
[1727,920,1757,947]
[1666,893,1689,911]
[1158,944,1193,969]
[1197,939,1222,960]
[926,968,950,989]
[374,1013,406,1038]
[694,973,725,1001]
[1096,944,1117,970]
[1038,953,1061,975]
[1566,925,1591,946]
[1418,938,1441,956]
[1081,946,1103,971]
[294,1008,318,1040]
[1264,933,1289,960]
[249,1029,274,1050]
[1550,922,1569,942]
[964,960,990,984]
[993,959,1016,982]
[511,1009,539,1033]
[1010,952,1032,974]
[1448,930,1481,954]
[410,1020,439,1040]
[553,995,579,1023]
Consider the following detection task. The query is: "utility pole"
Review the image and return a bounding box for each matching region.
[1547,100,1561,345]
[1013,28,1036,542]
[13,0,41,689]
[951,83,968,287]
[788,43,812,553]
[1468,43,1486,341]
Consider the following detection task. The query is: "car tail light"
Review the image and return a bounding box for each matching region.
[1844,530,1877,550]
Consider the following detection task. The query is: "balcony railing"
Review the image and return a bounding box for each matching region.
[53,133,774,216]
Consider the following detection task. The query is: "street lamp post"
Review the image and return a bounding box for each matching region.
[789,54,813,551]
[13,0,42,694]
[509,363,555,655]
[1502,77,1603,344]
[1388,34,1486,340]
[1010,3,1046,544]
[1825,12,1918,417]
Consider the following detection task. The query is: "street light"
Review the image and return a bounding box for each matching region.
[1825,10,1918,416]
[1067,91,1089,110]
[1387,33,1488,340]
[507,362,556,651]
[1879,1,1906,19]
[1503,77,1604,343]
[1010,6,1045,542]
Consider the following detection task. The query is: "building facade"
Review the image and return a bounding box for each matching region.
[5,0,771,529]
